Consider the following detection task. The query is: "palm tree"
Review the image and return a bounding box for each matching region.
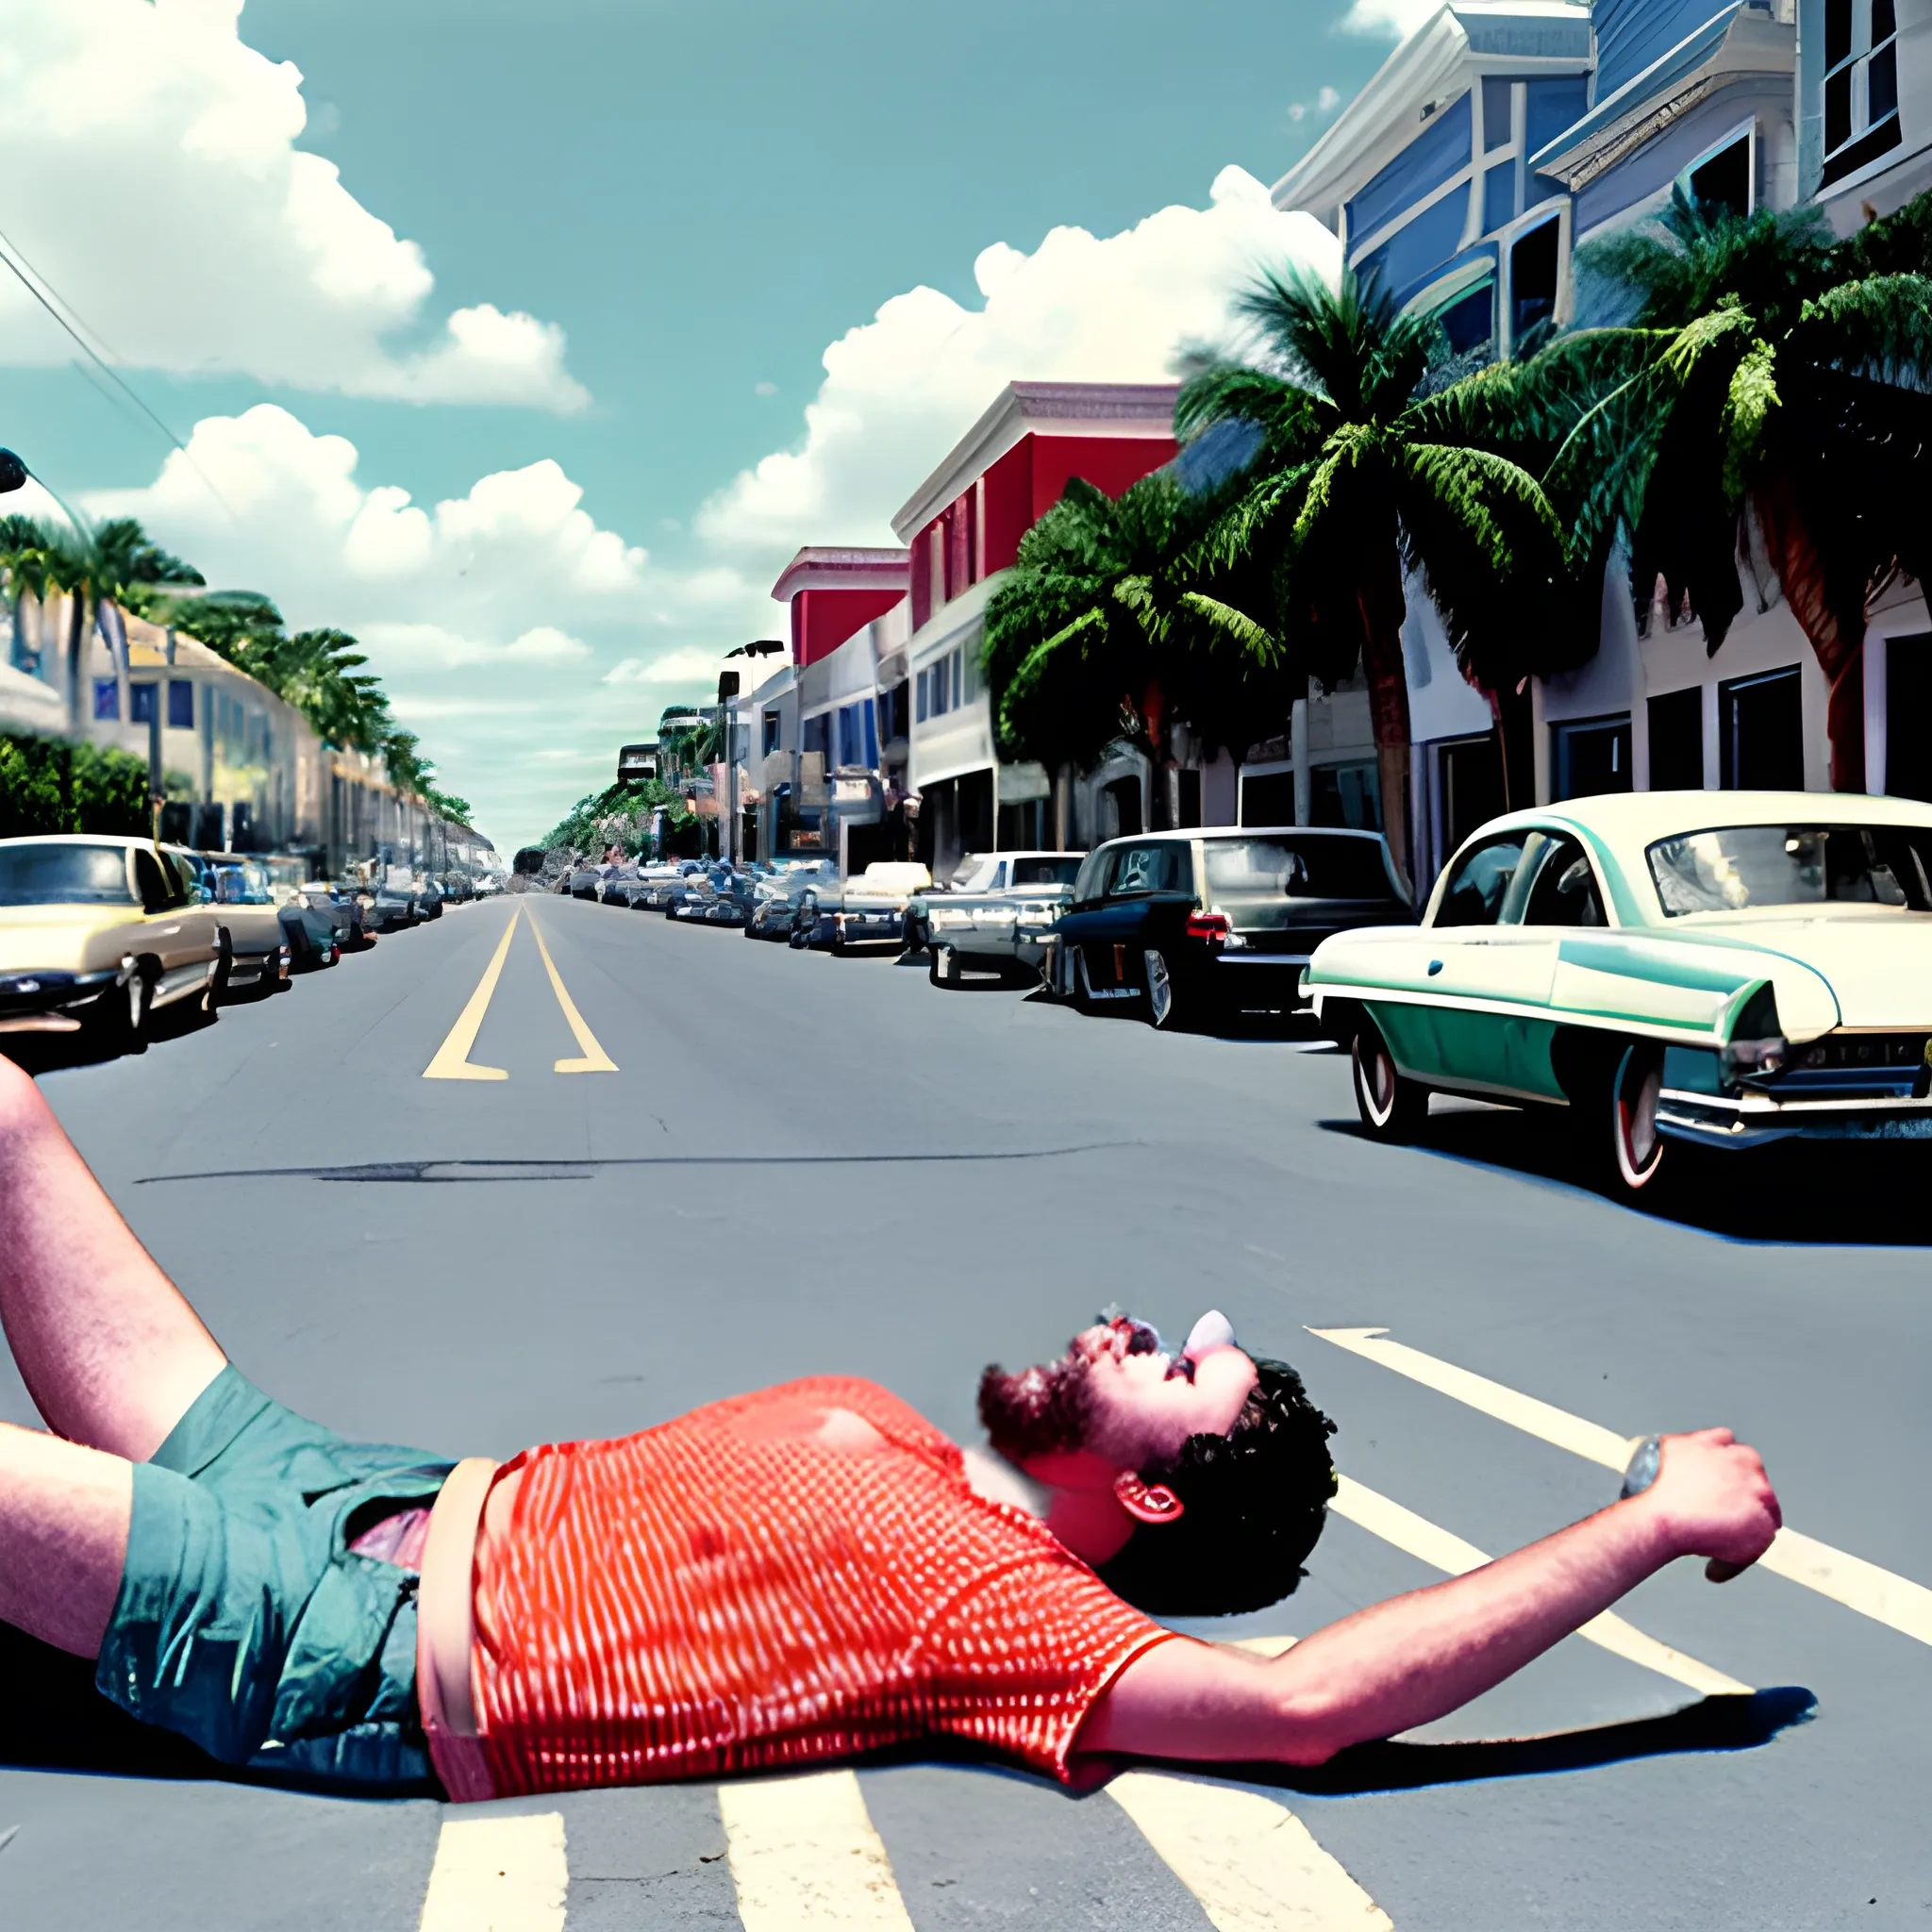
[38,516,203,734]
[984,470,1291,808]
[1174,263,1577,892]
[1547,188,1932,789]
[0,514,47,675]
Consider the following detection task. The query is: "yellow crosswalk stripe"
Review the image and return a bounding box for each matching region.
[1332,1475,1751,1697]
[1108,1772,1392,1931]
[416,1807,567,1932]
[1311,1325,1932,1652]
[717,1770,916,1929]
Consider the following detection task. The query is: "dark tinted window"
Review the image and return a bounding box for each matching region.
[1203,836,1396,902]
[132,849,175,912]
[0,842,135,908]
[1435,835,1526,926]
[1521,836,1606,926]
[1009,857,1082,887]
[1107,842,1189,896]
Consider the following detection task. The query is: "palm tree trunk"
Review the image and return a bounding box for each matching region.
[1357,583,1414,901]
[63,589,90,740]
[1753,475,1865,791]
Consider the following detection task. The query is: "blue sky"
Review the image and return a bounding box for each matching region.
[1,0,1425,844]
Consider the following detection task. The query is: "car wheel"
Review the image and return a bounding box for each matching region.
[1142,949,1179,1029]
[1351,1017,1427,1141]
[930,944,958,988]
[1606,1041,1666,1194]
[97,965,151,1052]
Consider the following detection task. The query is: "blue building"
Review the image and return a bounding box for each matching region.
[1269,1,1929,888]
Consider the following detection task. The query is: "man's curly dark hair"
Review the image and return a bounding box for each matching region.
[1095,1357,1337,1616]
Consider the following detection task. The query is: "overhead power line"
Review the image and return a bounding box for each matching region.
[0,218,232,519]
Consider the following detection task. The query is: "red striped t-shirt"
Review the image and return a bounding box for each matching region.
[469,1376,1173,1794]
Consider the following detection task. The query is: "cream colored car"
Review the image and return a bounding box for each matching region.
[0,835,225,1047]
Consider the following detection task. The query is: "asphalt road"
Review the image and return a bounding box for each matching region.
[3,894,1928,1929]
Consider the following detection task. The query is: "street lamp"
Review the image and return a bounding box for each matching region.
[718,669,741,865]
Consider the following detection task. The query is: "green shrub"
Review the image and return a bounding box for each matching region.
[0,731,160,837]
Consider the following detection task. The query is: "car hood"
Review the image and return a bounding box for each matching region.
[1670,912,1932,1031]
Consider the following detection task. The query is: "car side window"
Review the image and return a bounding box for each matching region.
[1520,836,1607,927]
[1434,836,1527,927]
[1072,850,1116,904]
[1108,842,1188,897]
[131,848,173,914]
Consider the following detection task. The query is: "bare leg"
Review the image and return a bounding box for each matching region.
[0,1420,130,1656]
[0,1056,225,1461]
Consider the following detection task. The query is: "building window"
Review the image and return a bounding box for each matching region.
[1239,768,1295,826]
[762,708,781,756]
[1887,635,1932,799]
[1481,75,1515,152]
[129,681,158,725]
[1551,713,1632,800]
[1719,668,1805,790]
[915,668,929,724]
[1483,158,1517,233]
[1510,216,1560,346]
[1647,688,1705,791]
[1824,0,1902,185]
[168,678,194,729]
[92,677,120,721]
[1310,760,1382,831]
[1436,279,1495,357]
[1688,131,1752,219]
[1439,734,1507,852]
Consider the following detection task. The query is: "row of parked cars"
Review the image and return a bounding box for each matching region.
[575,788,1932,1199]
[0,830,485,1058]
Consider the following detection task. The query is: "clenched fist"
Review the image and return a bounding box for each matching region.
[1637,1428,1782,1581]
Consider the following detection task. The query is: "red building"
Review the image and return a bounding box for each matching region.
[890,382,1179,869]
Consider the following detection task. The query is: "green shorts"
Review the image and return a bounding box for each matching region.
[95,1366,454,1792]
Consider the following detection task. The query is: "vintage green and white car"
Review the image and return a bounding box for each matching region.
[1304,791,1932,1193]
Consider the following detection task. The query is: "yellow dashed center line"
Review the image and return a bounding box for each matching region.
[421,903,617,1079]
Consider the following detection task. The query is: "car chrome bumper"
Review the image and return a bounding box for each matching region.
[1657,1090,1932,1147]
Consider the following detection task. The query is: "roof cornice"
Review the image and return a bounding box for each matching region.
[1274,2,1591,225]
[890,381,1179,541]
[769,545,909,604]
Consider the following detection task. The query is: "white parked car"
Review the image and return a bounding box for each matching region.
[1304,791,1932,1192]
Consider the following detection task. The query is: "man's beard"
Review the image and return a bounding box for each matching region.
[977,1354,1094,1462]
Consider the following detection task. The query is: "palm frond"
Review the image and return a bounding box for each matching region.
[1722,338,1781,498]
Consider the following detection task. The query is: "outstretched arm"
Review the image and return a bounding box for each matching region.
[1080,1429,1780,1767]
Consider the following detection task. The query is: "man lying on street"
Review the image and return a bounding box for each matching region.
[0,1053,1781,1799]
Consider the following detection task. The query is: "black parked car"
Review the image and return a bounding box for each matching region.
[366,880,419,932]
[1047,826,1411,1028]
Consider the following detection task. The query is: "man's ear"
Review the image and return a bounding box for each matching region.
[1113,1471,1185,1525]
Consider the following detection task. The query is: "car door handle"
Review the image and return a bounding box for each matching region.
[1426,958,1443,975]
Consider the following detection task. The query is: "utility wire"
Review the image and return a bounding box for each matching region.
[0,219,233,520]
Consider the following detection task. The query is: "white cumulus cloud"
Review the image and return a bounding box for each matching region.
[75,168,1341,846]
[1339,0,1445,35]
[694,166,1337,566]
[0,0,587,410]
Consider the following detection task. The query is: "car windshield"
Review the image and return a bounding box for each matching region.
[1008,856,1081,887]
[1203,836,1393,901]
[0,842,134,907]
[1647,824,1932,915]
